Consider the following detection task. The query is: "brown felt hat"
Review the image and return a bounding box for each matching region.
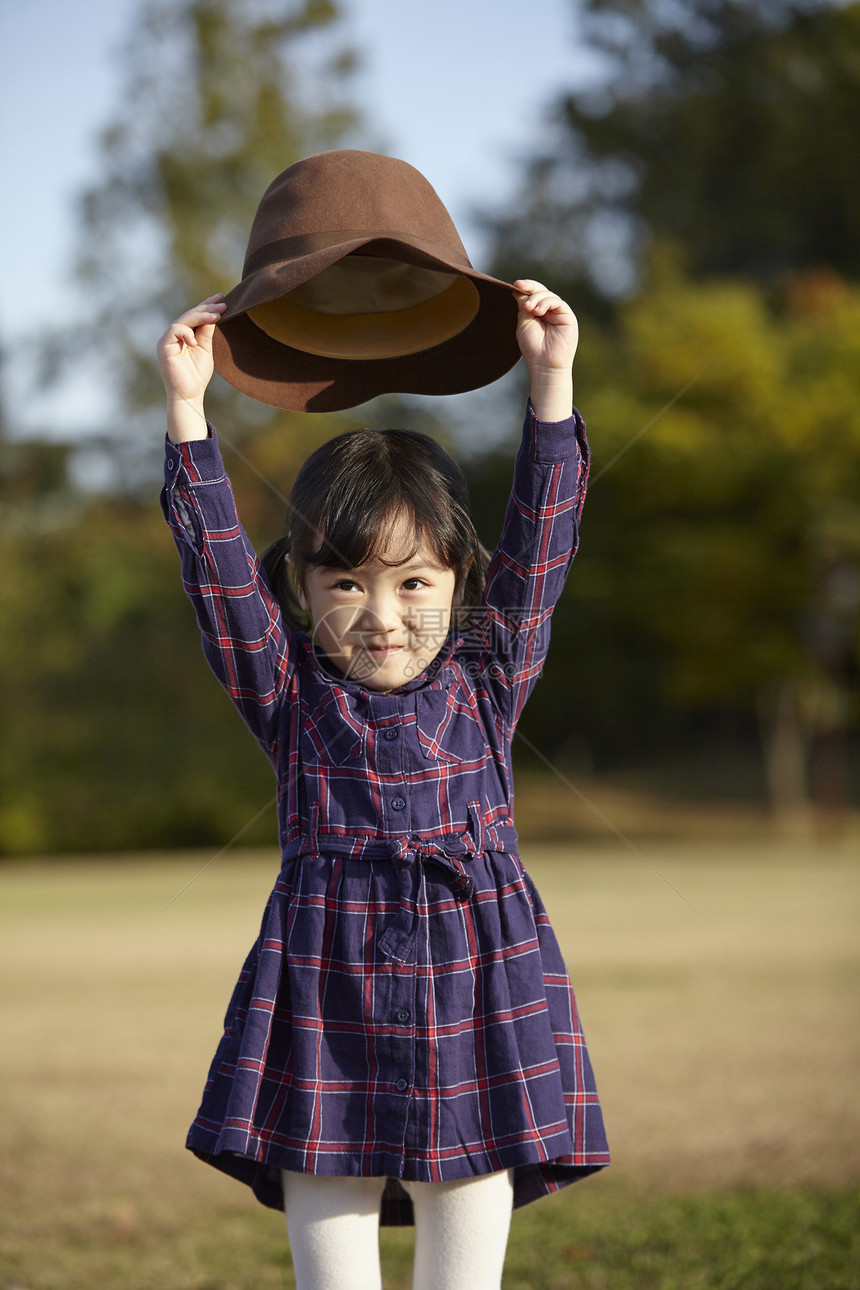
[212,150,521,412]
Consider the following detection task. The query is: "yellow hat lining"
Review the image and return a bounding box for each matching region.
[247,257,481,360]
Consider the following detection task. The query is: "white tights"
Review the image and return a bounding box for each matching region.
[282,1168,514,1290]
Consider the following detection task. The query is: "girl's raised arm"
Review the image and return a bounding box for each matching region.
[157,296,295,754]
[156,294,227,442]
[513,279,578,423]
[463,281,588,731]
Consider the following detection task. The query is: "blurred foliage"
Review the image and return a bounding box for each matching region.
[39,0,362,489]
[489,0,860,311]
[511,260,860,782]
[484,0,860,825]
[2,0,859,853]
[1,0,361,853]
[0,490,276,854]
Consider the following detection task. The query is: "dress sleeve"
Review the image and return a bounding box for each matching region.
[463,399,589,732]
[160,426,295,754]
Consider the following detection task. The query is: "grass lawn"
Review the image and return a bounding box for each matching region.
[1,835,857,1288]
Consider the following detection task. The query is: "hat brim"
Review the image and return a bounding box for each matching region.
[212,237,521,412]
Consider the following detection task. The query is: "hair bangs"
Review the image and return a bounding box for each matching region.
[261,425,491,634]
[301,497,428,575]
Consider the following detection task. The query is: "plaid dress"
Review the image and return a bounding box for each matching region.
[161,401,610,1225]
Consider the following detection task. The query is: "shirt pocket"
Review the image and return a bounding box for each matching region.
[414,689,489,766]
[302,691,366,766]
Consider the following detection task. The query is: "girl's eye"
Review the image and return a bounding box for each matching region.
[330,576,430,592]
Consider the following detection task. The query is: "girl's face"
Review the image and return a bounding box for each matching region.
[292,513,461,692]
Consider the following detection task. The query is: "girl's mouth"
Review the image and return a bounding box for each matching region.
[365,644,403,658]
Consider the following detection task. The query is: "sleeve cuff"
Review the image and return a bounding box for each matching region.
[525,398,587,463]
[163,422,227,489]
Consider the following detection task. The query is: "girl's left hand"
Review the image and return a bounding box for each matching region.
[513,280,579,374]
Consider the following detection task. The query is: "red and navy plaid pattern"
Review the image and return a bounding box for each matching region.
[161,401,610,1225]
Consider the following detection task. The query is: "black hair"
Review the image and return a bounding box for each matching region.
[261,427,490,635]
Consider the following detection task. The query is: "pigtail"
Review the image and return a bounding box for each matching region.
[261,532,310,633]
[452,537,492,633]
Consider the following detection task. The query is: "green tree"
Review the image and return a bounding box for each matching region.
[42,0,361,481]
[480,0,860,827]
[2,0,366,854]
[489,0,860,310]
[553,260,860,829]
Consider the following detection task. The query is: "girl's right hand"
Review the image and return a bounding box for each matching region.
[156,295,226,406]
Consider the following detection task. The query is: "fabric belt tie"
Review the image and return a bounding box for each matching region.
[281,814,519,966]
[383,834,475,898]
[376,836,476,965]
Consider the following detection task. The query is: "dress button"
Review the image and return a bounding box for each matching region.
[167,459,175,470]
[395,1078,408,1092]
[391,797,406,810]
[384,728,399,740]
[395,1009,411,1023]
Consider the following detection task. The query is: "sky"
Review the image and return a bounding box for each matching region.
[0,0,600,437]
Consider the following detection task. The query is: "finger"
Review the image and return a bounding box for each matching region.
[160,315,216,353]
[193,321,219,347]
[164,323,199,349]
[530,298,565,318]
[189,304,227,323]
[165,312,221,348]
[521,291,572,318]
[513,279,547,295]
[175,299,227,328]
[516,285,557,308]
[519,285,559,305]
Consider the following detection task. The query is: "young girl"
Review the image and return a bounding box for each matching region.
[157,281,609,1290]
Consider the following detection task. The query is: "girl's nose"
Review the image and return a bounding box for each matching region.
[355,597,401,635]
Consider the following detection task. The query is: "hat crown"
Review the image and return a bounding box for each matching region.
[213,149,520,411]
[244,150,471,269]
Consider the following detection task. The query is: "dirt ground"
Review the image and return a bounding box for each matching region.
[0,834,857,1281]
